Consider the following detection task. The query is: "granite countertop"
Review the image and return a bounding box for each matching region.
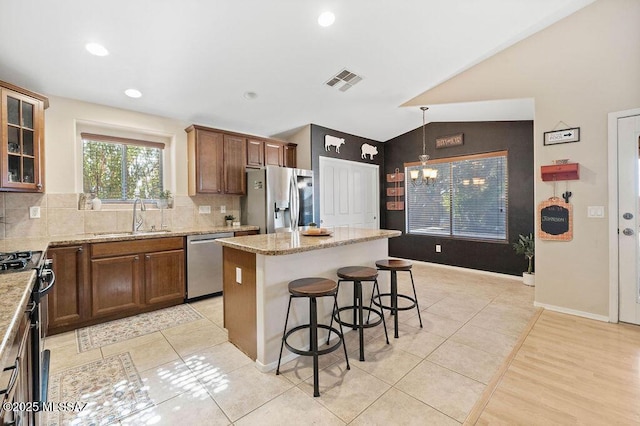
[0,225,258,370]
[216,227,402,255]
[0,270,36,373]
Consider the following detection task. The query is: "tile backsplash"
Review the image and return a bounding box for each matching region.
[0,193,241,239]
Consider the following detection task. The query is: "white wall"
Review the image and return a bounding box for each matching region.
[405,0,640,318]
[44,95,189,195]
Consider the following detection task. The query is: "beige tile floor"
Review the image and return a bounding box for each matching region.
[44,261,535,425]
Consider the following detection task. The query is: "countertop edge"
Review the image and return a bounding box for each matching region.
[216,229,402,255]
[0,271,36,371]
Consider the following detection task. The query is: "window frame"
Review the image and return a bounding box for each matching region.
[404,150,509,243]
[81,133,165,203]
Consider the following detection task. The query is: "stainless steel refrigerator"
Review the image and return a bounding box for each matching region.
[241,166,314,233]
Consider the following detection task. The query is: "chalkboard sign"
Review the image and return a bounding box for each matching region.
[538,197,573,241]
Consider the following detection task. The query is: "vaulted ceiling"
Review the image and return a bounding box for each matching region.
[0,0,594,141]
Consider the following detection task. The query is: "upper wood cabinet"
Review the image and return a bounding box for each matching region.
[0,80,48,193]
[246,138,297,169]
[186,125,247,195]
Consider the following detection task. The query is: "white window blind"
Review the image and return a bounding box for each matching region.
[406,151,508,241]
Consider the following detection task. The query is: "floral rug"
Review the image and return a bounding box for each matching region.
[45,352,152,426]
[76,304,203,352]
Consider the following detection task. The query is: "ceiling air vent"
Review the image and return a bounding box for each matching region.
[325,68,363,92]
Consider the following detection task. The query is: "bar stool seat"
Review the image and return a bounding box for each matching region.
[372,259,422,338]
[276,277,350,397]
[329,266,389,362]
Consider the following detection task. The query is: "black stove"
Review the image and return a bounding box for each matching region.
[0,250,43,272]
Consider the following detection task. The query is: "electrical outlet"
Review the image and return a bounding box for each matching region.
[435,244,441,253]
[29,206,41,219]
[198,205,211,214]
[220,205,226,214]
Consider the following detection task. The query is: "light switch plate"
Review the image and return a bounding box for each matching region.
[587,206,605,218]
[29,206,41,219]
[236,267,242,284]
[198,205,211,214]
[220,205,226,214]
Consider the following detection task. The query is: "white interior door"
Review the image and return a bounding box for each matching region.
[319,157,379,229]
[618,114,640,324]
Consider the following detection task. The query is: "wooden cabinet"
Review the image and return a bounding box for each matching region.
[0,80,48,193]
[144,249,185,305]
[91,254,144,318]
[90,237,185,319]
[246,138,297,169]
[48,237,186,334]
[186,125,246,195]
[246,138,264,168]
[0,305,33,426]
[47,245,88,332]
[284,143,297,168]
[264,141,283,166]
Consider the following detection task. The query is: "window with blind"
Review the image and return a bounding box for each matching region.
[82,133,164,201]
[406,151,508,241]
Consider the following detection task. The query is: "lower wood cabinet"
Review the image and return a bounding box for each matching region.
[48,237,185,334]
[47,245,88,331]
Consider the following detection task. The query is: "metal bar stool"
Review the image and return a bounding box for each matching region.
[371,259,422,338]
[276,277,350,397]
[328,266,389,362]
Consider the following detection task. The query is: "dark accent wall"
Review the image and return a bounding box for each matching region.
[310,124,385,226]
[384,121,534,276]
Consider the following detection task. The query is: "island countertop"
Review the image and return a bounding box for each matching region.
[215,227,402,255]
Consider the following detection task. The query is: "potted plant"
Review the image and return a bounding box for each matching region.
[513,233,535,286]
[157,190,173,208]
[225,214,235,227]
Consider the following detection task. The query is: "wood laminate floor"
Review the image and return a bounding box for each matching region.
[468,310,640,425]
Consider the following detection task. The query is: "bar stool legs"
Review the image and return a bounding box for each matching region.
[372,259,422,338]
[276,277,350,398]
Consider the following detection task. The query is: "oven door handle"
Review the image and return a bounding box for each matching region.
[39,269,56,296]
[0,357,19,396]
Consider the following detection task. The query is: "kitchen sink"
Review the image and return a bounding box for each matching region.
[93,230,172,238]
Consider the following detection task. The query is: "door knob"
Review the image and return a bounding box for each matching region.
[623,228,634,236]
[623,212,634,220]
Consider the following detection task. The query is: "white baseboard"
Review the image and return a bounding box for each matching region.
[533,301,610,322]
[406,259,521,281]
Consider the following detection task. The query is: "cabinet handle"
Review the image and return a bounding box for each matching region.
[145,255,150,260]
[36,183,42,190]
[134,256,139,261]
[77,247,83,252]
[0,357,19,396]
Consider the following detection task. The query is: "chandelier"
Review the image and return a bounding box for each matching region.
[410,106,438,186]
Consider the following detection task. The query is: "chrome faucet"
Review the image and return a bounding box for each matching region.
[132,197,146,233]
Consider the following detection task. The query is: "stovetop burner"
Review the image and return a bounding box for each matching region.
[0,251,42,272]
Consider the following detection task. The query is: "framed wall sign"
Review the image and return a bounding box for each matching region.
[436,133,464,149]
[543,127,580,146]
[538,197,573,241]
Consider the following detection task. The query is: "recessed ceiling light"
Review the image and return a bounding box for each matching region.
[124,89,142,98]
[85,42,109,56]
[318,11,335,27]
[243,91,258,100]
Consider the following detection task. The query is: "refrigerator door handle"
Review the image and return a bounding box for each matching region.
[290,173,299,230]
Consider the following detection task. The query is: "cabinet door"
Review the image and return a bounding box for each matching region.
[1,89,44,192]
[144,249,185,306]
[284,144,297,168]
[196,129,224,193]
[48,245,87,332]
[264,142,284,166]
[223,134,246,194]
[91,255,143,318]
[246,139,264,168]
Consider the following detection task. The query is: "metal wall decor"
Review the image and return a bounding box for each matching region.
[435,133,464,149]
[386,168,404,210]
[324,135,346,153]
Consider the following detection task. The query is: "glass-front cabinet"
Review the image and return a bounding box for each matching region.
[0,81,48,192]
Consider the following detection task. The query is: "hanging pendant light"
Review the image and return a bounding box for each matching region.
[410,106,437,186]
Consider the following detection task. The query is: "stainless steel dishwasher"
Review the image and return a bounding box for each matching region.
[186,232,234,300]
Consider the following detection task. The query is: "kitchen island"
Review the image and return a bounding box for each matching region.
[216,227,402,371]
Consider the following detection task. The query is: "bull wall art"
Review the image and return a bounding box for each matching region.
[360,143,378,160]
[324,135,346,153]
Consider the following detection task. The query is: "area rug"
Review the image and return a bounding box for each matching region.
[76,304,203,352]
[45,352,152,426]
